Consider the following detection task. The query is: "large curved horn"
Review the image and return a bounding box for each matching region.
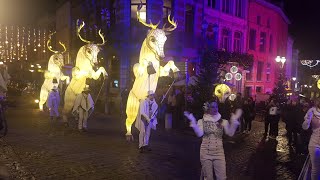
[162,15,178,32]
[59,41,66,53]
[136,2,159,29]
[96,30,106,46]
[47,32,59,54]
[77,19,92,44]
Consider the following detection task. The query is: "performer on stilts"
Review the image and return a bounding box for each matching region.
[124,3,179,141]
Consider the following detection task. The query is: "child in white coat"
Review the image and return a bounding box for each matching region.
[72,85,94,132]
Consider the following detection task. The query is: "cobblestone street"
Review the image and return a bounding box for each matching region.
[0,96,307,180]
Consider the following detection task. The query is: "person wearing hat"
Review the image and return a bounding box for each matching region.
[72,85,94,132]
[135,90,158,153]
[46,85,60,122]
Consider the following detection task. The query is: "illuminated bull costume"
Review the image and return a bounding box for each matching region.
[125,5,179,140]
[39,32,69,111]
[62,20,107,123]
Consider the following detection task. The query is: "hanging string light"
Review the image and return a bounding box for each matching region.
[0,25,50,61]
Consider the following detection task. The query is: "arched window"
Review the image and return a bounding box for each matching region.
[221,29,231,51]
[233,32,242,52]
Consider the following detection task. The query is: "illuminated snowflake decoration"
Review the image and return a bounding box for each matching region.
[225,73,233,80]
[224,65,242,81]
[230,66,238,74]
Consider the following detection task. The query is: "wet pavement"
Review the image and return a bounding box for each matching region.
[0,95,307,179]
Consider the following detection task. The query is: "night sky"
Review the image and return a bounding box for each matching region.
[282,0,320,58]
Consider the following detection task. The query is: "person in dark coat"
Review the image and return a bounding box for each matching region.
[265,98,280,139]
[243,97,255,133]
[285,99,301,146]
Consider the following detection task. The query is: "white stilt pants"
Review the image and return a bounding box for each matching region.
[78,108,88,130]
[139,122,152,148]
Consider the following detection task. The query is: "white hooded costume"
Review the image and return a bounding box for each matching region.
[72,85,94,130]
[46,86,60,117]
[135,91,158,148]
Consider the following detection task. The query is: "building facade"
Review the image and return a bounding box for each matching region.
[52,0,292,111]
[245,0,290,97]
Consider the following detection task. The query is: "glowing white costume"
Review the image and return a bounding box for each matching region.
[39,32,69,110]
[302,106,320,180]
[72,89,94,130]
[135,94,158,148]
[63,21,107,122]
[125,7,179,140]
[47,87,60,118]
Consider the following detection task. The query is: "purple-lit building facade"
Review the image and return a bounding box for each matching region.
[53,0,294,109]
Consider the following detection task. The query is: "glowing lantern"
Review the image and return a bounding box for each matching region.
[214,84,231,103]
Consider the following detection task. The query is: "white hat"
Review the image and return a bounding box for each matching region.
[83,85,90,92]
[147,90,155,96]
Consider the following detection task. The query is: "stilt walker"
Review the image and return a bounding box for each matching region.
[125,3,179,140]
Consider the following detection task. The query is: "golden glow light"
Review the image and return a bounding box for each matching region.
[214,84,231,103]
[35,99,39,103]
[230,66,238,73]
[317,79,320,89]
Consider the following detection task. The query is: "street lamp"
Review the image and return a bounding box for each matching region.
[275,56,286,68]
[292,77,296,81]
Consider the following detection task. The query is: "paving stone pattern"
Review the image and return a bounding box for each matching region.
[0,96,306,180]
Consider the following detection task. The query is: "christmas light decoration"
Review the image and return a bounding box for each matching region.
[300,60,320,68]
[230,66,238,73]
[224,65,242,81]
[225,73,233,80]
[235,73,242,81]
[0,24,50,61]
